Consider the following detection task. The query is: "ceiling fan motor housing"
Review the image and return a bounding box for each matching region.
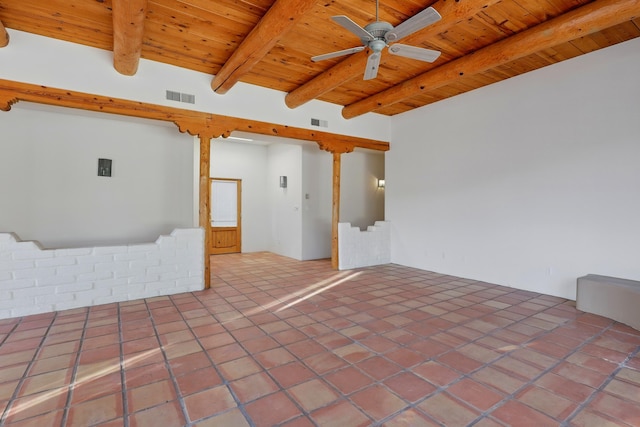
[363,21,394,51]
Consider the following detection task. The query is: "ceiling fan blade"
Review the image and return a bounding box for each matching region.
[311,46,365,62]
[388,44,441,63]
[385,7,441,42]
[363,52,381,80]
[332,15,374,41]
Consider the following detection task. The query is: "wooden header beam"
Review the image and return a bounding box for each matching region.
[0,78,389,152]
[342,0,640,119]
[0,20,9,47]
[211,0,318,94]
[285,0,502,109]
[112,0,148,76]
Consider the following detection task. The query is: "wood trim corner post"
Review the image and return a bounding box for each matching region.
[199,136,212,289]
[331,152,341,270]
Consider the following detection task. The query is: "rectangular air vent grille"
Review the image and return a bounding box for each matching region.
[311,118,328,128]
[180,93,195,104]
[166,90,195,104]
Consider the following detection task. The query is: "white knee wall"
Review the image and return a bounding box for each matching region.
[0,228,204,319]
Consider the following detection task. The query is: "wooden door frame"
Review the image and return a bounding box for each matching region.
[210,177,242,254]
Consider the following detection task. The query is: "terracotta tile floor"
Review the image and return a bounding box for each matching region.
[1,252,640,426]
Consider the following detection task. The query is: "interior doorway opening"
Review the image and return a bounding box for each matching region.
[210,178,242,254]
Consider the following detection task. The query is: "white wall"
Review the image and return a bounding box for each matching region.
[0,104,194,248]
[0,29,390,142]
[388,38,640,300]
[301,145,333,260]
[268,143,303,259]
[210,140,270,252]
[339,221,390,270]
[341,150,385,230]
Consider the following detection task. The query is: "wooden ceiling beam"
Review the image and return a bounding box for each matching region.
[342,0,640,119]
[211,0,319,94]
[285,0,502,109]
[112,0,148,76]
[0,20,9,47]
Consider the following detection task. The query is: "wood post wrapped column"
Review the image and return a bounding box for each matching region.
[317,138,355,270]
[331,152,341,270]
[199,136,212,289]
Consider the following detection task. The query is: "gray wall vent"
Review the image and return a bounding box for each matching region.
[311,118,328,128]
[166,90,195,104]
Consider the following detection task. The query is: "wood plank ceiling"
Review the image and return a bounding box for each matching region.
[0,0,638,118]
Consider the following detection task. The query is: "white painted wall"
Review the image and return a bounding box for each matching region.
[341,150,385,229]
[210,140,270,252]
[339,221,390,270]
[268,143,303,259]
[0,29,390,142]
[0,104,194,249]
[388,38,640,300]
[301,145,333,260]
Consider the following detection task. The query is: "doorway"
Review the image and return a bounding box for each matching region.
[210,178,241,254]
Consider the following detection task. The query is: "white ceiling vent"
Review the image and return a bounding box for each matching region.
[311,118,328,128]
[166,90,196,104]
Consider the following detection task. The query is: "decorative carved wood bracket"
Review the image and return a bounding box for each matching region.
[0,92,19,111]
[317,139,354,154]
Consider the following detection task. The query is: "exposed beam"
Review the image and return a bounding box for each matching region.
[112,0,148,76]
[0,20,9,47]
[211,0,318,94]
[285,0,501,109]
[0,78,389,152]
[342,0,640,119]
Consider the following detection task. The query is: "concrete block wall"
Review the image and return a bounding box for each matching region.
[338,221,391,270]
[0,228,204,319]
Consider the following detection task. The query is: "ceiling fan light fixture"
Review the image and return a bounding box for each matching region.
[369,39,386,53]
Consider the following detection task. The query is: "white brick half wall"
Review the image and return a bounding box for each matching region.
[0,228,204,319]
[338,221,391,270]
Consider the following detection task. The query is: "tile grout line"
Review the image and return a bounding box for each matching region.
[329,281,565,425]
[175,283,258,427]
[143,297,194,427]
[0,313,57,425]
[59,309,90,427]
[204,274,371,426]
[212,269,547,426]
[560,339,640,427]
[117,303,130,427]
[465,317,622,426]
[259,275,601,425]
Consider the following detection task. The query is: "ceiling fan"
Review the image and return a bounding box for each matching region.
[311,0,442,80]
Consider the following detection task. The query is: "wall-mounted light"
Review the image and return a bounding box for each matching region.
[280,176,287,188]
[377,178,385,189]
